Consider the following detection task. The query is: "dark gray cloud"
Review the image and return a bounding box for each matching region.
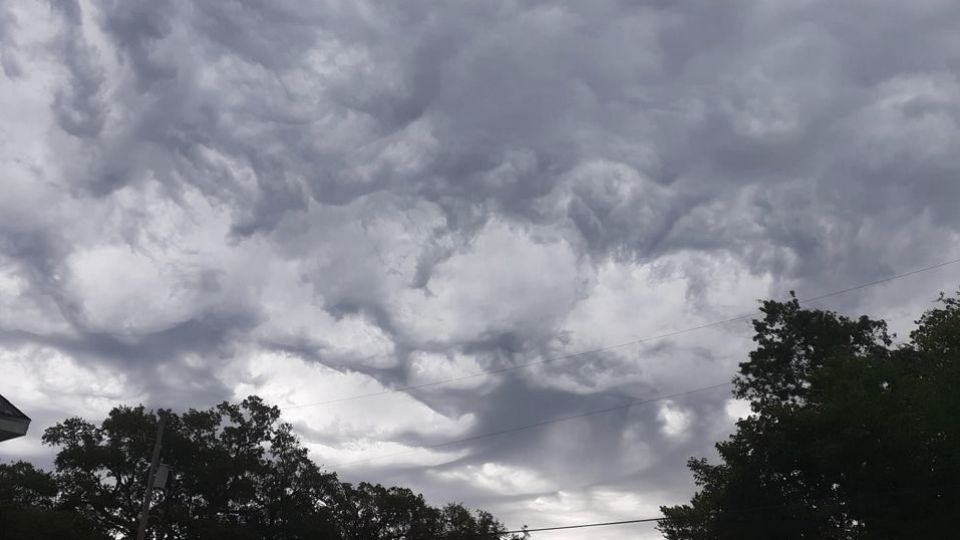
[50,0,106,138]
[2,0,960,537]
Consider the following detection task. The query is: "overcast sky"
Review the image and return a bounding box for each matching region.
[2,1,960,538]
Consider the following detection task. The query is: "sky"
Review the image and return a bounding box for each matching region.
[2,1,960,538]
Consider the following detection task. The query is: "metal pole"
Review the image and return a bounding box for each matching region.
[136,414,166,540]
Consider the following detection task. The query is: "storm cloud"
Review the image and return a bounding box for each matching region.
[2,1,960,538]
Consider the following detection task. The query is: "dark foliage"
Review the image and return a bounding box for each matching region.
[0,460,108,540]
[659,291,960,539]
[0,396,519,539]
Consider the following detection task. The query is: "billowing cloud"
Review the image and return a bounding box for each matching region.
[2,0,960,536]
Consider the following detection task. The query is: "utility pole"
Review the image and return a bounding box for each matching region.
[136,415,166,540]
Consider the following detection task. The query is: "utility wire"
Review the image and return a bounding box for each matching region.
[466,516,664,537]
[283,257,960,411]
[444,481,956,538]
[342,382,730,466]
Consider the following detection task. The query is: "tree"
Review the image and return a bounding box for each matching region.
[0,461,108,540]
[35,395,517,539]
[320,480,521,540]
[328,482,444,539]
[659,291,960,539]
[42,396,340,539]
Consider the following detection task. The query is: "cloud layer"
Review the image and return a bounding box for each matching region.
[3,1,960,537]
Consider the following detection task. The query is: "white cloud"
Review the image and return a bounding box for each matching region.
[67,244,195,332]
[224,352,475,457]
[393,221,584,345]
[657,401,693,440]
[431,461,554,495]
[0,345,146,463]
[725,398,753,422]
[407,351,496,391]
[513,487,667,540]
[3,1,960,538]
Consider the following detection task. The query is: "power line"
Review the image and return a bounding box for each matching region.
[443,481,956,538]
[793,257,960,304]
[342,382,730,466]
[464,516,664,537]
[282,257,960,412]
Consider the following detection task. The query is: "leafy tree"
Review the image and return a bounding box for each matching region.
[438,503,513,539]
[659,292,960,539]
[42,396,339,539]
[329,482,444,539]
[324,481,520,539]
[33,395,517,539]
[0,461,107,540]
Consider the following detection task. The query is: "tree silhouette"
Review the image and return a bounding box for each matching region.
[659,291,960,539]
[0,460,108,540]
[23,395,519,539]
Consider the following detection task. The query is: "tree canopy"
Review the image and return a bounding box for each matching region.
[659,291,960,539]
[0,460,108,540]
[1,396,520,540]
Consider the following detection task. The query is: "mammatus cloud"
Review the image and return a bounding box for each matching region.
[2,1,960,537]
